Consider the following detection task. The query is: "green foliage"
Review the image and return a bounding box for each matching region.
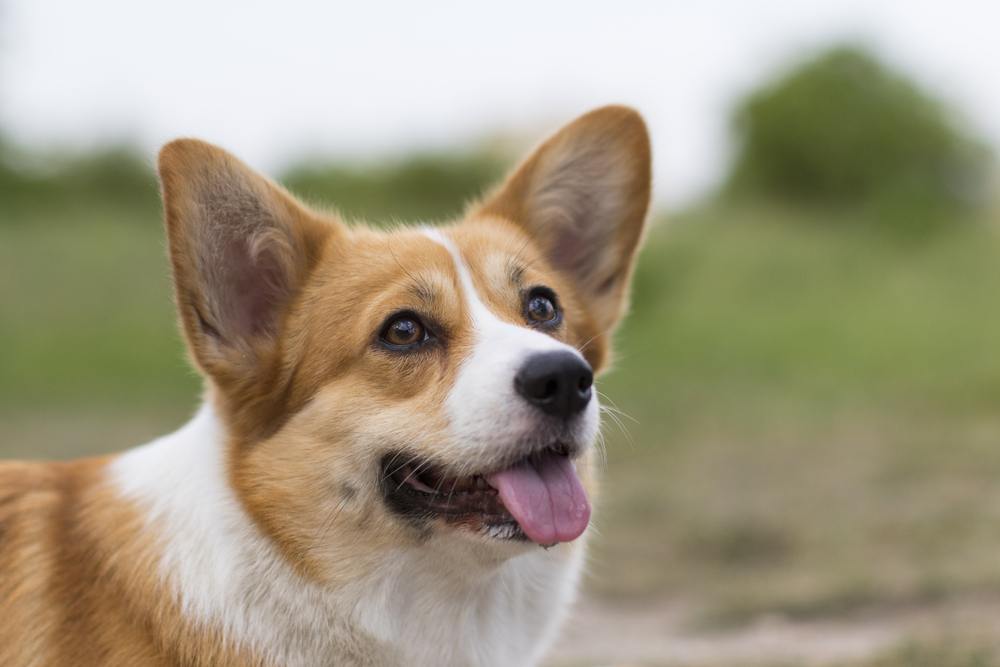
[0,142,506,226]
[727,45,992,217]
[0,145,159,219]
[281,150,506,223]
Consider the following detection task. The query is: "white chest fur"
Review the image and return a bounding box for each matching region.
[109,405,584,666]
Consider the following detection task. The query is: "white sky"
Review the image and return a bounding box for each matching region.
[1,0,998,208]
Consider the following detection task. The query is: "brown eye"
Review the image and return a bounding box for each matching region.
[526,289,560,326]
[381,314,426,348]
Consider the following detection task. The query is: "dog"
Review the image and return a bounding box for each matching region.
[0,105,651,666]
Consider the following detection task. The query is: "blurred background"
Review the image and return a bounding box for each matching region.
[3,2,1000,665]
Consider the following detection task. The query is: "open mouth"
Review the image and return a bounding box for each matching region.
[381,444,591,546]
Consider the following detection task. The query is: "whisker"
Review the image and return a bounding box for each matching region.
[380,450,406,479]
[597,391,639,424]
[600,405,635,450]
[590,429,609,470]
[316,495,352,546]
[387,237,420,287]
[395,459,435,492]
[575,332,602,354]
[444,476,461,510]
[382,452,421,484]
[509,234,535,270]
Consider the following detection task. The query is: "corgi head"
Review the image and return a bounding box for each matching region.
[158,106,650,574]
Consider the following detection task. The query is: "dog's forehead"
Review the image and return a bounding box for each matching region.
[360,220,536,301]
[324,227,453,296]
[454,218,552,282]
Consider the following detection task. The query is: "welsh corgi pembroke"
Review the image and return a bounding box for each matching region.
[0,106,651,666]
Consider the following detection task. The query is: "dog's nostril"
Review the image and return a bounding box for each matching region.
[515,351,594,419]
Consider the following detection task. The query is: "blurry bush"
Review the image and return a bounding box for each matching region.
[726,45,993,225]
[0,143,159,219]
[0,139,506,225]
[282,150,506,223]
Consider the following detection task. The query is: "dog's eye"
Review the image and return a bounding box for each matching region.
[525,288,560,326]
[380,314,427,348]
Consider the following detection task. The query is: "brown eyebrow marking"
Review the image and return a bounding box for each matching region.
[407,277,438,306]
[507,261,526,288]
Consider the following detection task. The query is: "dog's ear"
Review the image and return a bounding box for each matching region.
[158,140,334,388]
[475,105,651,335]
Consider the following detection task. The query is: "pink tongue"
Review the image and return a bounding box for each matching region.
[486,453,591,545]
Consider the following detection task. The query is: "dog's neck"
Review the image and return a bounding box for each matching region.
[109,403,582,666]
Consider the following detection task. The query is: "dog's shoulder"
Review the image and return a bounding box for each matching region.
[0,458,107,664]
[0,459,68,553]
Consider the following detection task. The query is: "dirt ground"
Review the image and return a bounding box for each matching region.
[547,592,1000,666]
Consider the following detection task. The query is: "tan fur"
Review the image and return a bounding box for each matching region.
[0,106,650,665]
[0,460,265,666]
[476,105,651,348]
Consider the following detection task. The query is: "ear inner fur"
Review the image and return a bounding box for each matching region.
[158,139,339,440]
[474,105,652,340]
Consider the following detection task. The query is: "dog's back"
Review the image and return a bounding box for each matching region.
[0,459,153,665]
[0,458,271,666]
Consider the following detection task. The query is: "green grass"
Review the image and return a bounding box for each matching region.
[0,207,198,412]
[4,197,1000,638]
[588,203,1000,624]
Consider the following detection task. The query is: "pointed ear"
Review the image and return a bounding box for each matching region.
[475,105,651,334]
[158,139,333,385]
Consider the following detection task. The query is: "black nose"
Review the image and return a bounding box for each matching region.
[514,351,594,419]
